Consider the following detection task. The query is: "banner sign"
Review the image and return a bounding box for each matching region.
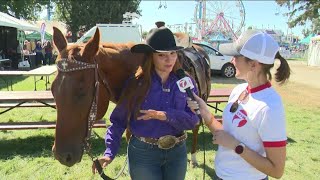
[40,22,46,45]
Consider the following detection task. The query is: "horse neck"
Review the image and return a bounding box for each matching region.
[96,47,144,103]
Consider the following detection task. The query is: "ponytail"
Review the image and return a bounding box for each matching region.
[274,52,291,85]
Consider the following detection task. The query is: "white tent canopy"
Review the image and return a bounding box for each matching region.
[0,12,38,31]
[308,35,320,67]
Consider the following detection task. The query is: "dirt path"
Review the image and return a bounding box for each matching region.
[274,61,320,107]
[286,61,320,89]
[211,60,320,107]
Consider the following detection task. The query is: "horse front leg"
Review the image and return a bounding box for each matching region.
[190,123,200,168]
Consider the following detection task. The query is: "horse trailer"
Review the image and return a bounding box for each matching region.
[77,24,143,44]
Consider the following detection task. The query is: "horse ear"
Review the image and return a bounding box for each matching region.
[174,32,192,48]
[53,26,67,52]
[82,28,100,60]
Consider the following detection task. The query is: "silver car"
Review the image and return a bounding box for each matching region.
[194,42,236,78]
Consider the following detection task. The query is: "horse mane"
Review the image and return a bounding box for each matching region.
[101,42,135,53]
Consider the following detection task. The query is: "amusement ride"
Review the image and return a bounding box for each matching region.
[194,0,245,41]
[167,0,246,44]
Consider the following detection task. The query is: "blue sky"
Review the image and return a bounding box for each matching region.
[133,1,308,38]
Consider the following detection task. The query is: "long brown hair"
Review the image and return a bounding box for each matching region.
[118,52,182,119]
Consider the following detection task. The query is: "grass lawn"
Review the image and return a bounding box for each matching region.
[0,73,319,179]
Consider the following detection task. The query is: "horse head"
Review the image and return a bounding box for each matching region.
[51,27,110,167]
[51,27,144,167]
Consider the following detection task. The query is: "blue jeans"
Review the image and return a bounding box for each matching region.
[128,136,187,180]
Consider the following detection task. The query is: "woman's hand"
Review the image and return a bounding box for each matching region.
[92,156,112,174]
[187,92,212,124]
[137,109,167,121]
[212,130,240,150]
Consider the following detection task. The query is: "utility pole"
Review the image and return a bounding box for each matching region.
[47,0,54,21]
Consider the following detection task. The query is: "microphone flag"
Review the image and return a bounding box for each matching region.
[176,77,194,93]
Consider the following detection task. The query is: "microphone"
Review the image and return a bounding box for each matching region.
[176,69,202,119]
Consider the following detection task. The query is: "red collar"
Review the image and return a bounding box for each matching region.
[247,82,271,93]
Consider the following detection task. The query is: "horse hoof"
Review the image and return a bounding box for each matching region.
[189,161,199,168]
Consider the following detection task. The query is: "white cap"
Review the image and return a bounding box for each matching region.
[219,30,280,64]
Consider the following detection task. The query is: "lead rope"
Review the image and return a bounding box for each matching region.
[191,45,206,180]
[83,61,114,180]
[83,60,128,180]
[84,61,112,180]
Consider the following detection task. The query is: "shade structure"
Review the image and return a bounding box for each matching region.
[308,35,320,67]
[300,34,315,45]
[208,33,230,42]
[26,31,52,40]
[0,12,38,31]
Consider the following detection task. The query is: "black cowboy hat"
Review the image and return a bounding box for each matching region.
[131,27,184,53]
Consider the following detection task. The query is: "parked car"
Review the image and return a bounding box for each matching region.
[194,42,236,78]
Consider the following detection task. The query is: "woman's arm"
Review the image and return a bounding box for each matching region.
[138,107,200,130]
[93,105,128,174]
[204,114,223,132]
[241,146,286,178]
[103,104,128,159]
[213,130,286,179]
[186,93,223,131]
[138,82,200,130]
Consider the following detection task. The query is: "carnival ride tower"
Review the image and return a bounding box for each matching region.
[194,0,245,41]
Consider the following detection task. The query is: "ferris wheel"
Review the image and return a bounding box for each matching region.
[194,0,245,41]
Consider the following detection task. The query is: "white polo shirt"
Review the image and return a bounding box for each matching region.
[215,82,287,180]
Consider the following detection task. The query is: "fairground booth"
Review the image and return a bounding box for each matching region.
[0,12,38,70]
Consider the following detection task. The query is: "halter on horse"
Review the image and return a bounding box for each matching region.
[51,27,211,168]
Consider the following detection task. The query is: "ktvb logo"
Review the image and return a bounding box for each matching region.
[232,109,248,127]
[179,80,187,88]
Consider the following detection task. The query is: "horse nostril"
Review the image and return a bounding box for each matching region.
[66,153,72,162]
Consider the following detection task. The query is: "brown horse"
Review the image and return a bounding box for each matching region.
[51,27,211,167]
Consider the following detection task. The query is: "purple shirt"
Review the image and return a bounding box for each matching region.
[104,71,199,159]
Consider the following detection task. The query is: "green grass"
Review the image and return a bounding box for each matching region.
[1,75,320,179]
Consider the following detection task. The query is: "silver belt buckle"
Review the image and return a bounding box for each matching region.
[158,135,178,149]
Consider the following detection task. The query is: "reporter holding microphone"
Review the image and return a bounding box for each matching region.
[187,30,290,180]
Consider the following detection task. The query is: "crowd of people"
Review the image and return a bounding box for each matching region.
[22,39,54,67]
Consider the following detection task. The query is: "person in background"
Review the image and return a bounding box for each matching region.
[92,27,200,180]
[30,40,36,53]
[34,41,44,66]
[44,41,53,65]
[22,44,30,55]
[24,40,32,53]
[187,29,290,180]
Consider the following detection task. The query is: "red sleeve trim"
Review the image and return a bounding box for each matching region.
[263,141,286,147]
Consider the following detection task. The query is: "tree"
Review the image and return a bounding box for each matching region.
[53,0,141,42]
[142,31,148,40]
[0,0,49,20]
[275,1,320,31]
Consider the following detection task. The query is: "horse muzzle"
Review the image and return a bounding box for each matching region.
[52,143,83,167]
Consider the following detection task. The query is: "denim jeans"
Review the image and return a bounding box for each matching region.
[128,136,187,180]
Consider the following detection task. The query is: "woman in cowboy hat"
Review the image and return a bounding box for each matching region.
[93,27,200,180]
